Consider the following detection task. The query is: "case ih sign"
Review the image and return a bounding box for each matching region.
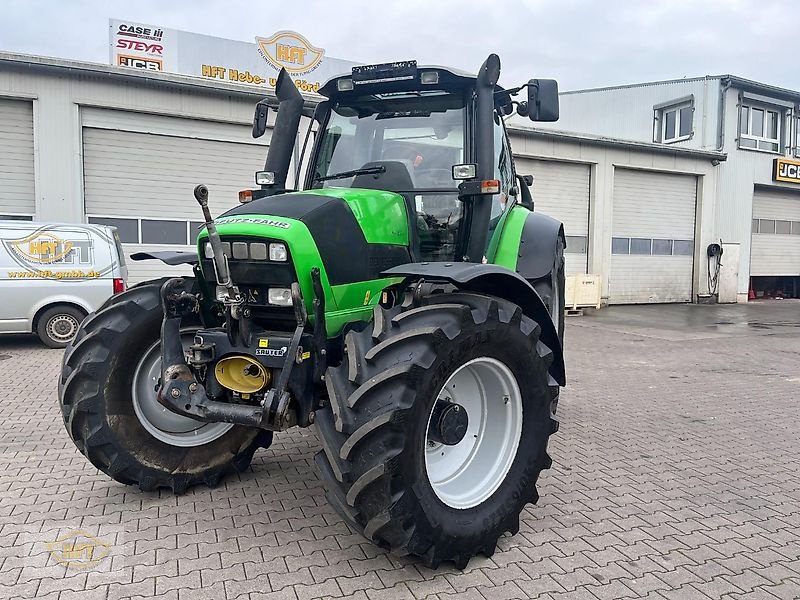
[774,157,800,184]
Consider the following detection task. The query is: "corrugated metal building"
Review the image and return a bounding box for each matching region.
[529,75,800,301]
[0,52,725,304]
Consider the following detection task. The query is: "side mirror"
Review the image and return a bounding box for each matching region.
[525,79,559,122]
[516,174,534,210]
[252,100,270,138]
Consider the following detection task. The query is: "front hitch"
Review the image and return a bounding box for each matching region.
[156,277,302,431]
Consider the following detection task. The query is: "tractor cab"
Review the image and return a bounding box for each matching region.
[250,59,559,263]
[311,65,497,262]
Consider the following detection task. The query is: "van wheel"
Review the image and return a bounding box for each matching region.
[37,305,85,348]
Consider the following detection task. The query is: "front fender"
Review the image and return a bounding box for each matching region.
[382,262,565,386]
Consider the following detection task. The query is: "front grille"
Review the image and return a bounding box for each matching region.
[200,236,297,287]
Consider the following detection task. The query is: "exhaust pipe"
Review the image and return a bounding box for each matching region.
[258,68,304,190]
[463,54,501,263]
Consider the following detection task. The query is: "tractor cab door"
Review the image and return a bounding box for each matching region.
[308,94,468,262]
[487,114,517,248]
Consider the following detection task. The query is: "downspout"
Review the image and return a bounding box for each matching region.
[717,77,732,151]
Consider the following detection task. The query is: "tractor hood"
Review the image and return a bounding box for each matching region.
[204,187,411,289]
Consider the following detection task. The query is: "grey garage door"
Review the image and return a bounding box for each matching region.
[516,158,590,274]
[0,99,35,219]
[83,122,269,284]
[610,168,697,304]
[750,187,800,276]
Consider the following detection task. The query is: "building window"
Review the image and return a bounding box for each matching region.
[0,214,34,221]
[141,219,188,245]
[87,216,203,245]
[88,216,139,243]
[565,235,588,254]
[612,237,693,256]
[753,218,799,235]
[655,101,693,143]
[611,237,630,255]
[189,221,206,244]
[739,104,781,152]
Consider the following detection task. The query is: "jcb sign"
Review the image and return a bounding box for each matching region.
[256,31,324,76]
[118,54,162,71]
[774,157,800,184]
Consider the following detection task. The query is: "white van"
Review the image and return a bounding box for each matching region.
[0,221,128,348]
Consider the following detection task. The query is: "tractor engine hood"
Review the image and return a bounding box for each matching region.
[209,188,412,287]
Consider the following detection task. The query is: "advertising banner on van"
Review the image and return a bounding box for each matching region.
[1,225,118,281]
[109,19,359,94]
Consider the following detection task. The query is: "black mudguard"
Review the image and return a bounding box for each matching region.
[130,251,199,266]
[382,262,565,386]
[517,212,565,281]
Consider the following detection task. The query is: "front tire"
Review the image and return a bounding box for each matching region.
[58,279,272,493]
[314,292,559,568]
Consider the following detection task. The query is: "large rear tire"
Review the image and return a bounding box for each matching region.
[58,278,272,493]
[314,292,559,568]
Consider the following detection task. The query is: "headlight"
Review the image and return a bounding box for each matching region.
[268,288,292,306]
[269,243,287,261]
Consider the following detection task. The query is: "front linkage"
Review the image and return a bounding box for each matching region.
[156,273,321,431]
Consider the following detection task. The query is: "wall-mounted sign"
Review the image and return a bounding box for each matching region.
[109,19,358,94]
[774,157,800,184]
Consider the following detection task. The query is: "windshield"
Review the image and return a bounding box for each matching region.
[313,92,466,190]
[312,92,467,261]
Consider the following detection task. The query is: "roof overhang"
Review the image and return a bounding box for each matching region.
[507,124,727,162]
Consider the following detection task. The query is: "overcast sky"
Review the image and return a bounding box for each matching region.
[2,0,798,91]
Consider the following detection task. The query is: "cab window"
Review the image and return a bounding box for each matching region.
[491,115,515,220]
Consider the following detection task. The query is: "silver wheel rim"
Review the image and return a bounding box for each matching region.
[131,330,234,447]
[47,314,79,342]
[424,357,523,509]
[551,283,560,325]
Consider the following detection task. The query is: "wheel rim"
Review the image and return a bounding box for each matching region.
[131,330,234,447]
[424,357,523,509]
[47,313,79,343]
[550,283,560,325]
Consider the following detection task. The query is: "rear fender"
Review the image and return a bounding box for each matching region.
[382,262,565,385]
[517,212,565,281]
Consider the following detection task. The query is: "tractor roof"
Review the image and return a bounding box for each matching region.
[318,61,491,99]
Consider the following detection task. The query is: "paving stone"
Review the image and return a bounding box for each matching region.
[2,306,800,600]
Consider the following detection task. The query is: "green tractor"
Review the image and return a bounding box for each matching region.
[59,55,566,568]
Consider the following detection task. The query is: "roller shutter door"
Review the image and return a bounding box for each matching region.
[750,187,800,276]
[83,113,269,284]
[610,168,697,304]
[516,158,590,274]
[0,99,35,218]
